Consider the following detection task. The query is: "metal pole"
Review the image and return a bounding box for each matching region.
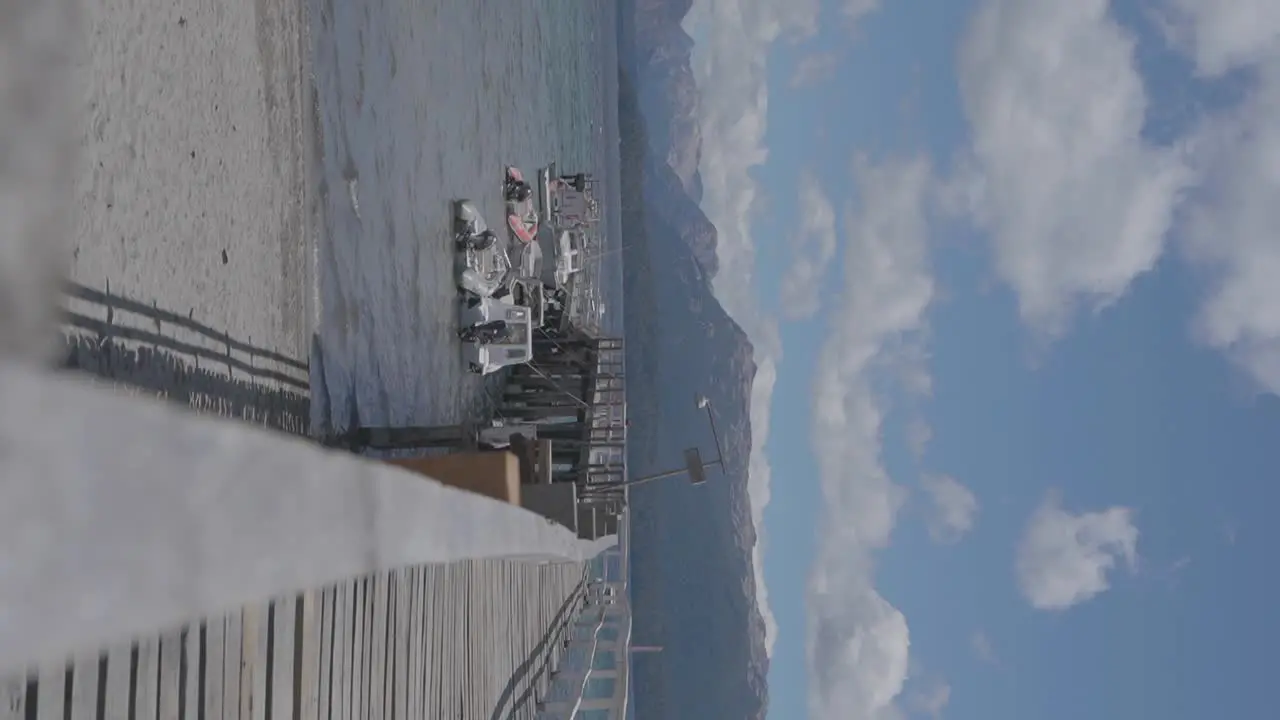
[702,404,726,469]
[580,465,689,493]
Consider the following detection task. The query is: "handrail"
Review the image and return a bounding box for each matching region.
[533,570,622,720]
[490,565,592,720]
[0,361,615,676]
[564,606,609,718]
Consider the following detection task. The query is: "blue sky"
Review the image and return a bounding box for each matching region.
[684,0,1280,717]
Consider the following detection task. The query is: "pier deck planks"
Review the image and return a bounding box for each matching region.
[2,560,586,720]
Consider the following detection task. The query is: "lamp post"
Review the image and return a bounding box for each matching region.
[581,394,727,494]
[696,394,726,474]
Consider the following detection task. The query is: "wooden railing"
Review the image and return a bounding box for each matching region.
[1,560,592,720]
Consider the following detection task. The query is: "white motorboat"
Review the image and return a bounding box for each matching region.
[454,199,512,298]
[507,277,546,329]
[554,229,586,287]
[458,295,533,375]
[538,163,600,231]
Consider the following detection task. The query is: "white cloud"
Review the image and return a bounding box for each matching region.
[779,171,838,319]
[952,0,1280,395]
[909,680,952,720]
[844,0,881,24]
[970,630,997,665]
[808,154,935,719]
[1160,3,1280,396]
[686,0,821,324]
[950,0,1280,396]
[790,51,841,89]
[684,0,839,657]
[1163,0,1280,77]
[954,0,1192,337]
[810,571,911,720]
[1179,70,1280,394]
[1224,520,1238,546]
[1016,492,1139,610]
[906,417,933,459]
[747,353,779,650]
[921,475,978,544]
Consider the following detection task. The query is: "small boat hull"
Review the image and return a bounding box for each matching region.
[454,199,487,236]
[507,213,537,244]
[454,199,511,298]
[458,295,533,375]
[503,166,540,243]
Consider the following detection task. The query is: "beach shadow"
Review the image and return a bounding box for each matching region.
[64,282,309,389]
[60,283,311,436]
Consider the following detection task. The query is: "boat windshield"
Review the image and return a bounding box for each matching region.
[496,322,529,346]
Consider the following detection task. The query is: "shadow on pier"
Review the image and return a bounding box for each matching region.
[59,282,311,436]
[489,572,589,720]
[2,561,590,720]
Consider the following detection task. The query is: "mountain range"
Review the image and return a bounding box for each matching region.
[618,1,771,717]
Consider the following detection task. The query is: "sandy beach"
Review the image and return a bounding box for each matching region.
[63,0,316,428]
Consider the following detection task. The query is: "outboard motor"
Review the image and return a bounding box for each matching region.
[454,199,486,234]
[560,173,587,192]
[505,179,532,203]
[457,228,498,251]
[458,319,508,344]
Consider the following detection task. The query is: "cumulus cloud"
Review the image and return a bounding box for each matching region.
[747,354,779,649]
[1179,73,1280,394]
[685,0,844,655]
[1158,2,1280,395]
[951,0,1280,395]
[921,475,978,544]
[844,0,881,24]
[687,0,821,324]
[810,567,911,719]
[1016,493,1139,610]
[1163,0,1280,77]
[909,680,952,720]
[970,630,997,665]
[954,0,1192,337]
[906,418,933,460]
[790,51,841,89]
[808,154,935,718]
[779,171,838,319]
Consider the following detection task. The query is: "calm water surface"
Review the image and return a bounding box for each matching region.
[308,0,623,433]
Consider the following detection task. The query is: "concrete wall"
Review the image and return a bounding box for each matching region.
[523,482,580,533]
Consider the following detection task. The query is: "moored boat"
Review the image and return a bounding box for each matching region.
[454,199,512,298]
[504,166,539,245]
[537,162,600,230]
[457,295,533,375]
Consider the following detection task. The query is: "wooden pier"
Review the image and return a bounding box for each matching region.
[0,560,587,720]
[504,332,626,540]
[335,330,629,541]
[504,334,625,480]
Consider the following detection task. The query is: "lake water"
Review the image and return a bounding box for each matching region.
[309,0,624,434]
[64,0,621,438]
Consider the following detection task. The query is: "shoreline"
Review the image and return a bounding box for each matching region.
[61,0,620,440]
